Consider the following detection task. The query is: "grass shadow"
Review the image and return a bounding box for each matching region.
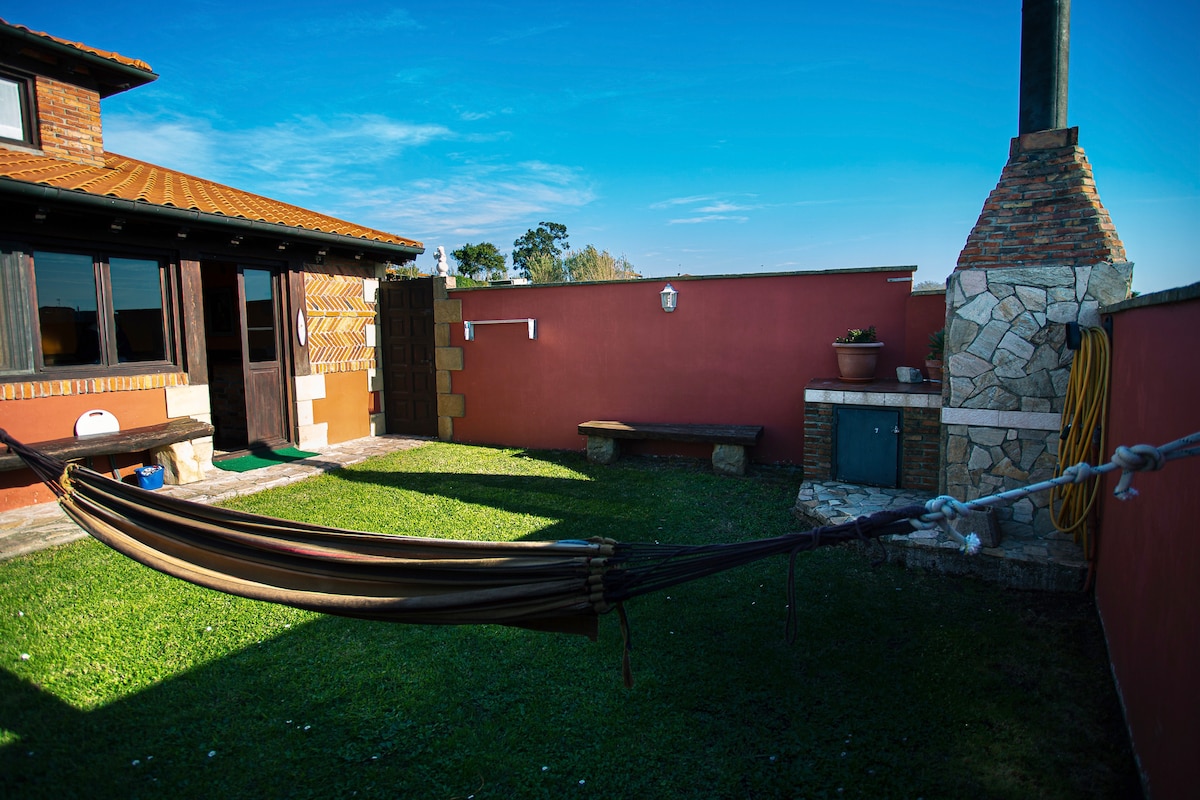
[0,444,1140,798]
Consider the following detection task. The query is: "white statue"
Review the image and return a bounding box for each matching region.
[435,246,449,276]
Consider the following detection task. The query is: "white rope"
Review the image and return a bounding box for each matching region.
[909,430,1200,554]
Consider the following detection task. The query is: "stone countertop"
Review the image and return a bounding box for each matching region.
[805,378,942,395]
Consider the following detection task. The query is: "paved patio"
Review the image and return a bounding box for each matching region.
[794,479,1089,591]
[0,434,431,562]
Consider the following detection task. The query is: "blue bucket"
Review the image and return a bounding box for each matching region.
[135,464,164,490]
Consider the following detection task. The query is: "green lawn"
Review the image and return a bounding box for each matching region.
[1,444,1139,799]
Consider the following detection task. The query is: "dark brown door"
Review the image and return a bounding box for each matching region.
[240,267,289,449]
[380,279,437,436]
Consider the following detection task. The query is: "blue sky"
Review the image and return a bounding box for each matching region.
[15,1,1199,293]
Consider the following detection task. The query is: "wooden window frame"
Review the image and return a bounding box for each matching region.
[19,246,182,378]
[0,69,38,149]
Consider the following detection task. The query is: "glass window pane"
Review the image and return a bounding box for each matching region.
[243,269,276,362]
[34,251,99,366]
[0,78,24,141]
[111,257,166,362]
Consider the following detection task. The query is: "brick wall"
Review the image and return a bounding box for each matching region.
[802,403,833,478]
[304,270,377,374]
[0,371,187,400]
[900,406,940,493]
[956,128,1125,271]
[34,75,105,166]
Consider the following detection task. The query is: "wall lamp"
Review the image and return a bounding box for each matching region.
[660,283,678,312]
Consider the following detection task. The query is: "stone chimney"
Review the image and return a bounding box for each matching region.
[941,0,1132,544]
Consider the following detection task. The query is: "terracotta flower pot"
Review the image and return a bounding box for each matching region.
[925,358,943,382]
[833,342,884,382]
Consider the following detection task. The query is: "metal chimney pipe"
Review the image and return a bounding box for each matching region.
[1019,0,1070,134]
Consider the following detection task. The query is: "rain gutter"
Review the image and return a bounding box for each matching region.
[0,179,424,259]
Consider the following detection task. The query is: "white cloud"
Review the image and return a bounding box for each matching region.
[102,111,596,248]
[650,195,719,209]
[668,214,750,225]
[653,193,758,224]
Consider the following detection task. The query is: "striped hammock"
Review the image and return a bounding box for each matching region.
[0,429,920,649]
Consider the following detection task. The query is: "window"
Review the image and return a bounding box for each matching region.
[0,72,36,147]
[31,249,172,370]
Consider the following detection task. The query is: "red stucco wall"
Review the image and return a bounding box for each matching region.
[448,269,916,464]
[0,389,170,510]
[904,291,947,371]
[1094,292,1200,799]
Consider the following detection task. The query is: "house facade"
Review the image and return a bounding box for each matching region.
[0,19,426,510]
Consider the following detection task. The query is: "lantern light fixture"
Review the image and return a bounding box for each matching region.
[660,283,678,313]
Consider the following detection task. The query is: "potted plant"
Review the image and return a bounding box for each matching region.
[833,326,883,382]
[925,327,945,382]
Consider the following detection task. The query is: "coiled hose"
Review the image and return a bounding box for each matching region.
[1050,326,1111,558]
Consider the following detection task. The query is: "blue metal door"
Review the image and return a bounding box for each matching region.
[834,407,900,487]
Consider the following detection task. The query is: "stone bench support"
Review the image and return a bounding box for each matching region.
[578,421,763,476]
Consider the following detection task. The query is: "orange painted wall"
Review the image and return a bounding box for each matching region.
[0,389,170,510]
[1094,293,1200,799]
[312,370,369,445]
[449,269,915,464]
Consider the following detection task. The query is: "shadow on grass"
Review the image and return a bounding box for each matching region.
[0,449,1141,798]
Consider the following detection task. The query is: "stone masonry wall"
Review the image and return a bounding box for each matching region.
[943,261,1133,538]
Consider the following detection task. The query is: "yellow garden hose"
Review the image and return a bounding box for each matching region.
[1050,326,1111,557]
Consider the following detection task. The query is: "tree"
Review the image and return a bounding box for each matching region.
[524,251,566,284]
[563,245,638,282]
[451,242,506,281]
[512,222,568,279]
[383,260,422,280]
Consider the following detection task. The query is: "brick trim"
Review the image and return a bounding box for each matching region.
[0,372,188,400]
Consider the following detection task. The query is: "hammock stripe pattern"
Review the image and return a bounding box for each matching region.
[0,428,919,641]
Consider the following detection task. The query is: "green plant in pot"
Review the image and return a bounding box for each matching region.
[833,325,883,382]
[925,327,945,382]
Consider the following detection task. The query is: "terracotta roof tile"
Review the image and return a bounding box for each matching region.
[0,18,154,73]
[0,149,422,249]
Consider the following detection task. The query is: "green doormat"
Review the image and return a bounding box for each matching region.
[213,447,320,473]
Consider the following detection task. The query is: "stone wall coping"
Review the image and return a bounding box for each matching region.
[449,265,918,292]
[1101,281,1200,314]
[941,407,1061,431]
[805,378,942,409]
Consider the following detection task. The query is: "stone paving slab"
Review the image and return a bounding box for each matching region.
[794,479,1087,592]
[0,435,431,563]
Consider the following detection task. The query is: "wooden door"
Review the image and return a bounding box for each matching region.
[380,279,437,436]
[240,267,289,449]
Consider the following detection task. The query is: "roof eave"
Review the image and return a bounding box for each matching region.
[0,24,158,97]
[0,179,425,259]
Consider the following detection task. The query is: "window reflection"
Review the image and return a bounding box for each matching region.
[244,269,276,362]
[34,251,99,366]
[111,257,166,362]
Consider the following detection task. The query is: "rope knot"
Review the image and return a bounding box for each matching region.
[1112,444,1166,500]
[1062,462,1095,484]
[912,495,966,531]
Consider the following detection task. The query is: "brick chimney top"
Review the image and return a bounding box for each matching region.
[956,127,1125,270]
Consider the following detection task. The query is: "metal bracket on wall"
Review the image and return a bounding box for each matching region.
[464,318,537,341]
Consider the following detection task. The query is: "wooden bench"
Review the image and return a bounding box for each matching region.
[0,418,215,480]
[577,421,764,476]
